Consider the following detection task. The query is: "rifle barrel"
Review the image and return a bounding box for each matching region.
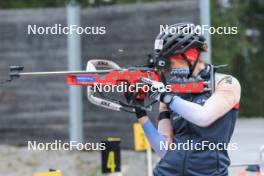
[13,67,154,77]
[17,69,119,76]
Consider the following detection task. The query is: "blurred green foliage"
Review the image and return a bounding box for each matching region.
[0,0,67,8]
[0,0,263,117]
[211,0,264,117]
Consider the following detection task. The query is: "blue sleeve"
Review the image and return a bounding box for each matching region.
[142,119,168,157]
[169,96,215,127]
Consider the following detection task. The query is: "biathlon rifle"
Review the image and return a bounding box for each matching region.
[8,59,213,113]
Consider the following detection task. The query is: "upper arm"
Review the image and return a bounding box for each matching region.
[214,76,241,106]
[202,76,241,123]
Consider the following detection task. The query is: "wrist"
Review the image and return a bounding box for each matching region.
[135,107,147,119]
[138,116,149,124]
[160,93,175,105]
[158,111,171,121]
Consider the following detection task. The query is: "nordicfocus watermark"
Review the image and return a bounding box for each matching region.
[28,140,106,151]
[160,24,238,35]
[27,24,106,35]
[160,140,238,151]
[92,82,172,93]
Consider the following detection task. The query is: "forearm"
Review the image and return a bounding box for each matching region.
[138,116,168,157]
[158,119,173,143]
[157,107,173,143]
[169,97,211,127]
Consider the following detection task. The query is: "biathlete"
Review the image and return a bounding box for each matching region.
[128,23,241,176]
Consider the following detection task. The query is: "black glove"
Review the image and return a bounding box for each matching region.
[124,91,147,119]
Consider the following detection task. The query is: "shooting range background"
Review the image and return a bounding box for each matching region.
[0,1,264,176]
[0,1,200,148]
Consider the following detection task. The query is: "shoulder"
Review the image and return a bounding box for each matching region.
[215,73,241,102]
[215,73,240,87]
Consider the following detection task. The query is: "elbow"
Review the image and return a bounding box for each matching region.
[195,116,214,128]
[197,121,211,128]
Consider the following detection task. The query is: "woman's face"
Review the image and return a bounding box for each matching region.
[169,56,189,69]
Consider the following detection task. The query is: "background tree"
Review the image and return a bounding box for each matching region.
[211,0,264,116]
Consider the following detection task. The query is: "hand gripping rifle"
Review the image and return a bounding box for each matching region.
[8,59,213,113]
